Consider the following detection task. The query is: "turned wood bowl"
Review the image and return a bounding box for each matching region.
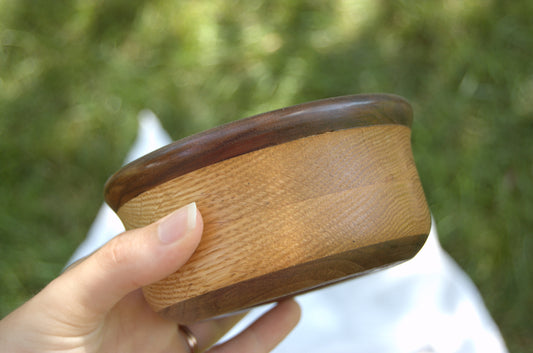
[105,94,431,323]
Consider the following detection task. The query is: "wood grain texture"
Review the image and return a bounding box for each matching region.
[105,94,412,211]
[115,125,431,323]
[159,234,428,323]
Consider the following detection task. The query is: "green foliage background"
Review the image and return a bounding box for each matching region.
[1,1,532,351]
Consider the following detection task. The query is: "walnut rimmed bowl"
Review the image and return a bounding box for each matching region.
[105,94,431,323]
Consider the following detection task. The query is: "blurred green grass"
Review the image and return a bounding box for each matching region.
[1,1,531,351]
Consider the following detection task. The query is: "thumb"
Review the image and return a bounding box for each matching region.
[53,202,203,319]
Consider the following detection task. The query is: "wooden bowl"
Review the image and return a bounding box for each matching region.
[105,94,431,323]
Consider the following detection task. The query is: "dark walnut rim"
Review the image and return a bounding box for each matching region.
[104,93,413,212]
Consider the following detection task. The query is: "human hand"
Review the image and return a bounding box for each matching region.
[0,203,300,352]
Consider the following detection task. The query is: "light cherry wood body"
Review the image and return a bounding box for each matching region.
[105,94,431,323]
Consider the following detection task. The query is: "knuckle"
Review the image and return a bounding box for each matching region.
[102,237,130,268]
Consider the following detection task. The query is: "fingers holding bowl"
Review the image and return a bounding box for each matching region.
[183,299,300,353]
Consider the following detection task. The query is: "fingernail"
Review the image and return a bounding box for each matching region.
[158,202,197,244]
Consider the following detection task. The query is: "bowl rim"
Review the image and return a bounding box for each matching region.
[104,93,412,212]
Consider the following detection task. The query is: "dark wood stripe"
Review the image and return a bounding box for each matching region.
[105,94,413,211]
[158,233,427,323]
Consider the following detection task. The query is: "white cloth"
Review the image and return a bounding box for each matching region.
[69,112,508,353]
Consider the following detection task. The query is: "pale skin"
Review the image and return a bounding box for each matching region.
[0,203,301,352]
